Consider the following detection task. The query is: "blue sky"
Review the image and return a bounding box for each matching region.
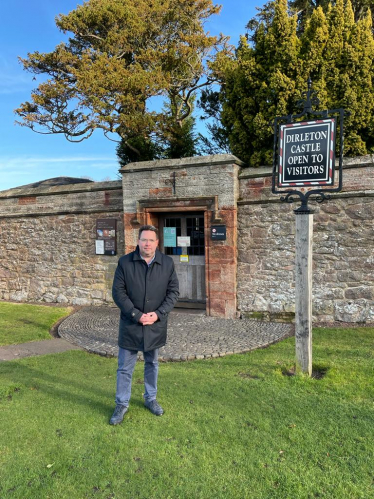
[0,1,262,191]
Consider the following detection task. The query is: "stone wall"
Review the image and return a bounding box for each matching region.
[0,155,373,323]
[0,180,124,305]
[238,157,374,323]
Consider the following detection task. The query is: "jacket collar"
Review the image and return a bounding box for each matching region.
[133,246,162,264]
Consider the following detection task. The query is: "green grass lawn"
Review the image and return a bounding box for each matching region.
[0,302,72,346]
[0,320,373,499]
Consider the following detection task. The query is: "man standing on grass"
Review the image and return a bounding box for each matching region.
[110,224,179,425]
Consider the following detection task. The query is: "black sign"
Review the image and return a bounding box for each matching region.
[211,225,226,241]
[96,219,117,255]
[279,119,335,187]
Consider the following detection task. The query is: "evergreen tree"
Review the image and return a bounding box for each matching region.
[160,96,199,159]
[197,89,231,154]
[221,0,300,166]
[116,136,164,167]
[219,0,374,166]
[116,95,199,165]
[290,0,374,27]
[15,0,229,161]
[323,0,374,154]
[289,0,332,32]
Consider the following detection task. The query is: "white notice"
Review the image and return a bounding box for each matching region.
[95,239,105,255]
[177,236,190,247]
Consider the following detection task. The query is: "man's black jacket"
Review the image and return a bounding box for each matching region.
[112,247,179,352]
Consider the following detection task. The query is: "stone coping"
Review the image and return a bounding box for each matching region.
[121,154,245,173]
[58,307,294,361]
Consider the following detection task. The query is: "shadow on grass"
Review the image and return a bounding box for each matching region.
[281,364,330,379]
[0,354,163,422]
[0,360,114,417]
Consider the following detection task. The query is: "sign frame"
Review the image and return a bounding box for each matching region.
[279,118,336,188]
[271,79,347,213]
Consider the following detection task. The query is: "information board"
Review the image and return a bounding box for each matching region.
[177,236,190,247]
[96,219,117,255]
[279,119,335,187]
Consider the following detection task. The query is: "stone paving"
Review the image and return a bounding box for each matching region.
[0,338,82,362]
[59,307,294,361]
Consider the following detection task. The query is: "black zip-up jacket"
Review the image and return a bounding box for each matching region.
[112,247,179,352]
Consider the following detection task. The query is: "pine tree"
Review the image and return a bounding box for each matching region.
[197,89,231,155]
[298,5,329,108]
[116,95,199,165]
[15,0,229,161]
[324,0,374,155]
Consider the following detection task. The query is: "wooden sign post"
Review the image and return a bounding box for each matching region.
[295,212,313,375]
[271,79,346,375]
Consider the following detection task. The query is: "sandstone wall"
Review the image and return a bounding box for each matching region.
[0,181,124,305]
[238,157,374,323]
[1,154,373,323]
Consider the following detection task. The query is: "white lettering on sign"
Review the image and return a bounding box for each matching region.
[286,165,324,176]
[311,154,323,162]
[286,130,327,143]
[290,142,321,154]
[288,155,309,165]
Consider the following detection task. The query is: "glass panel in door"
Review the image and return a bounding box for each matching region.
[161,213,205,306]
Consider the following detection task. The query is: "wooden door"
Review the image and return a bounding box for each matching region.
[159,213,205,308]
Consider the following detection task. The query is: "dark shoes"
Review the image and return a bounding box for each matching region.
[109,404,129,425]
[144,399,164,416]
[110,401,163,423]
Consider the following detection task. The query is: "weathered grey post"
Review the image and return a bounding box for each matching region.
[271,80,345,376]
[295,211,313,375]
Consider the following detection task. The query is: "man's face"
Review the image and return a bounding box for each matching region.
[138,230,159,259]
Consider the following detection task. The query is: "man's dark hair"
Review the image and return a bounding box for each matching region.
[138,225,159,239]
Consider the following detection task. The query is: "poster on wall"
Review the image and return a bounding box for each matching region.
[95,240,105,255]
[96,219,117,255]
[164,227,177,247]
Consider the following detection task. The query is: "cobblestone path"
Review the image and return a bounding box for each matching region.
[59,307,294,361]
